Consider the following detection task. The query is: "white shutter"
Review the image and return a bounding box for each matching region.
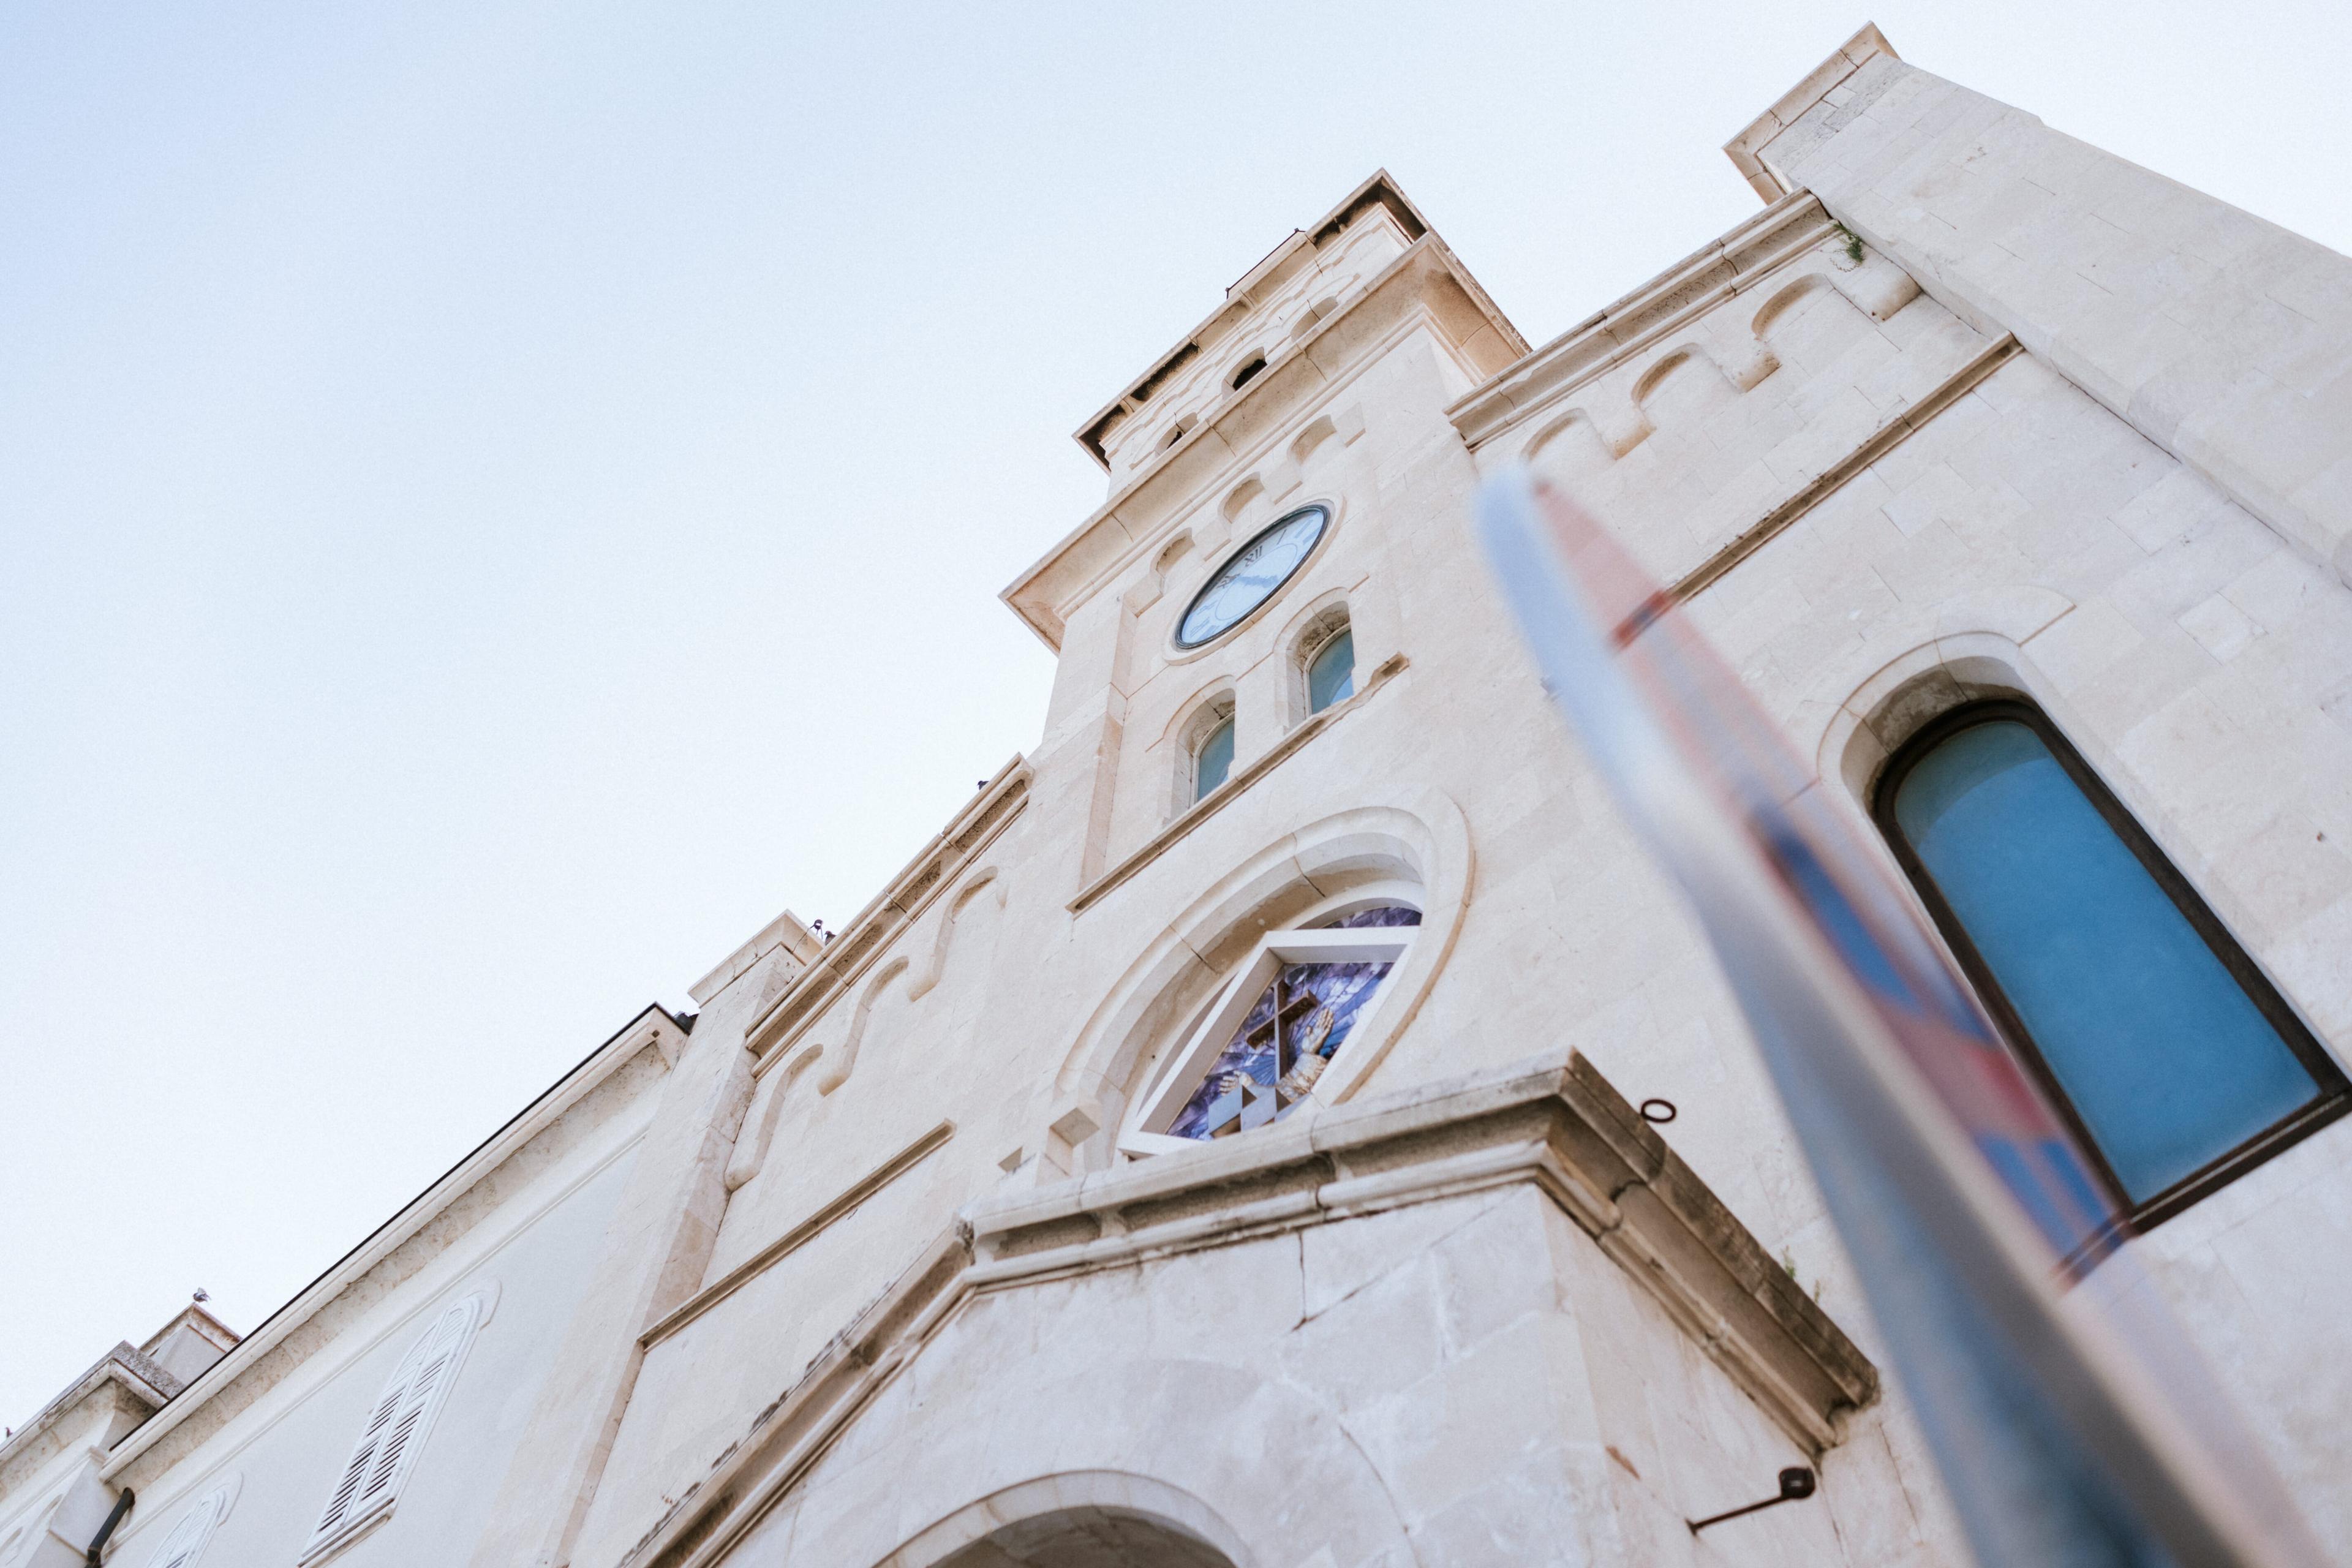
[302,1294,482,1562]
[144,1487,225,1568]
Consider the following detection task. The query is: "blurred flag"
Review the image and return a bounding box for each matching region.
[1477,465,2323,1568]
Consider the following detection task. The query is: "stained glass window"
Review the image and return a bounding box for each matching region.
[1306,625,1355,714]
[1142,906,1420,1145]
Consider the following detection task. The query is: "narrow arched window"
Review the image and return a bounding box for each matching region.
[1876,702,2346,1224]
[303,1292,487,1564]
[1305,622,1355,714]
[1193,711,1235,802]
[142,1482,234,1568]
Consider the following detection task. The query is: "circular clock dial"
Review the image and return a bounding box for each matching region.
[1175,506,1329,648]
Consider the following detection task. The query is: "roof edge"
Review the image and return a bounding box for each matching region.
[1723,22,1899,202]
[100,1000,690,1477]
[1069,170,1433,470]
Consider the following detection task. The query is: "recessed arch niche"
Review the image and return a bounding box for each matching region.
[1055,796,1473,1155]
[908,1476,1246,1568]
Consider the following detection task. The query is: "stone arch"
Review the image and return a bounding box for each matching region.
[1290,413,1338,466]
[815,954,913,1096]
[1127,531,1196,616]
[906,867,1006,1001]
[1280,591,1354,724]
[1053,795,1473,1133]
[886,1474,1250,1568]
[1747,269,1881,381]
[750,1355,1414,1568]
[1749,270,1842,338]
[1526,407,1617,475]
[1785,587,2076,805]
[1168,682,1240,814]
[1630,342,1735,407]
[1221,475,1265,524]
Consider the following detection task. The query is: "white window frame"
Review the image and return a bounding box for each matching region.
[140,1476,240,1568]
[299,1286,493,1565]
[1120,915,1415,1158]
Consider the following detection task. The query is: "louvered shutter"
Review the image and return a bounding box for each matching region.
[144,1488,224,1568]
[303,1295,481,1561]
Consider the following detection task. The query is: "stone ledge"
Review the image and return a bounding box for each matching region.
[615,1052,1878,1568]
[638,1120,956,1351]
[968,1052,1877,1450]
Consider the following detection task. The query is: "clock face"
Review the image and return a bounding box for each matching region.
[1176,506,1329,648]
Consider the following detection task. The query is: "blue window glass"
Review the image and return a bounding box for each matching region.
[1887,712,2332,1204]
[1193,715,1234,802]
[1306,627,1355,714]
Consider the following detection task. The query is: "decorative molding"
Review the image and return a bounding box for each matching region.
[1069,652,1408,916]
[612,1054,1877,1568]
[1666,334,2022,605]
[745,762,1030,1065]
[642,1121,957,1351]
[1447,192,1833,452]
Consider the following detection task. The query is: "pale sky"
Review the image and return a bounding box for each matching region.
[5,0,2347,1427]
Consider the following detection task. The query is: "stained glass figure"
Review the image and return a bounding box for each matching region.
[1166,905,1420,1140]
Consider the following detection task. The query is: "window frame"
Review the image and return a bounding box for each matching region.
[1170,503,1333,652]
[299,1287,492,1565]
[1289,601,1357,723]
[1188,702,1237,805]
[141,1478,237,1568]
[1120,917,1416,1158]
[1872,699,2349,1232]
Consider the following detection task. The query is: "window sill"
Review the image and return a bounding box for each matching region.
[1069,652,1407,915]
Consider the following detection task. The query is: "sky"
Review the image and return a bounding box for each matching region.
[4,0,2348,1427]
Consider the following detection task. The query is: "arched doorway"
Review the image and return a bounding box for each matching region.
[934,1506,1237,1567]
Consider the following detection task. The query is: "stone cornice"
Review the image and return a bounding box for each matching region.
[614,1053,1878,1568]
[99,1003,688,1480]
[0,1344,173,1496]
[1003,235,1527,652]
[1722,23,1900,203]
[1446,189,1833,453]
[743,759,1031,1065]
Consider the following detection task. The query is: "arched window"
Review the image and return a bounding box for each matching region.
[1120,904,1420,1155]
[1191,706,1235,804]
[303,1291,488,1564]
[1305,620,1355,714]
[1875,702,2346,1224]
[1229,354,1267,390]
[141,1482,235,1568]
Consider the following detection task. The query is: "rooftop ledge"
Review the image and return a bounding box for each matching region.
[1723,22,1900,202]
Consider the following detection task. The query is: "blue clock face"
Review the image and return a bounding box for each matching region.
[1176,506,1329,648]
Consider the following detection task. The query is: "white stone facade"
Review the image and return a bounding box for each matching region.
[9,26,2351,1568]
